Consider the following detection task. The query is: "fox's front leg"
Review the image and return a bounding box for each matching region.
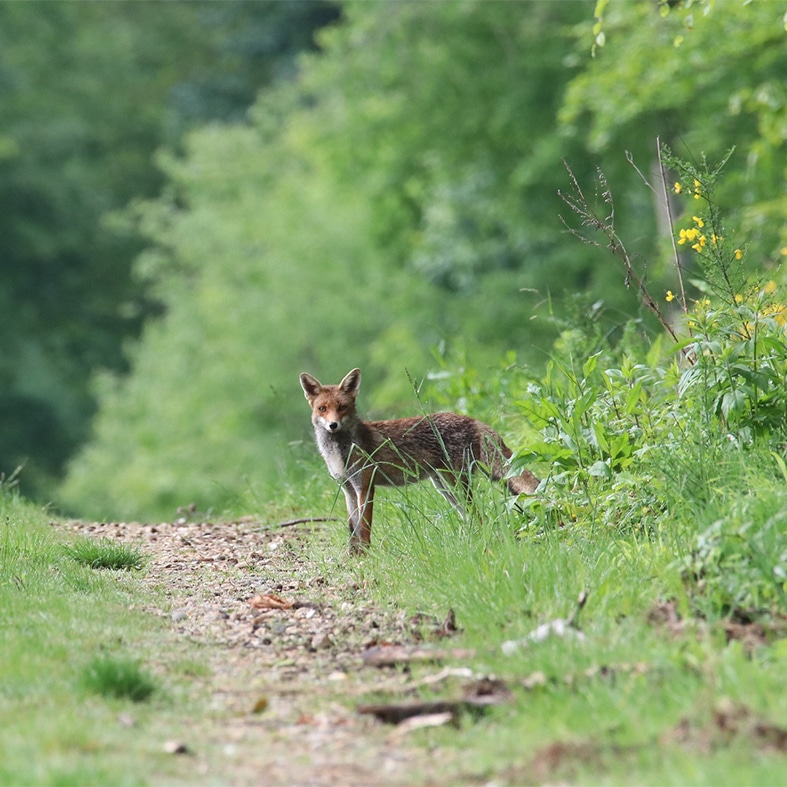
[341,483,359,541]
[343,473,375,551]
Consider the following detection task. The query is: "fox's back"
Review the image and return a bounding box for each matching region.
[357,412,506,485]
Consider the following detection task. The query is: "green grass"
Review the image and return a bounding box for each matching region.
[81,655,157,702]
[0,489,202,786]
[3,428,785,784]
[63,536,147,571]
[312,476,787,787]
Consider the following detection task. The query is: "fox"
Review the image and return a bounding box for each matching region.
[299,367,540,550]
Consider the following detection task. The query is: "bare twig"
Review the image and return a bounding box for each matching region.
[270,516,340,529]
[559,160,683,348]
[625,149,656,195]
[656,137,689,314]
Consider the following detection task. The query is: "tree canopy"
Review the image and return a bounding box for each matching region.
[0,1,337,496]
[5,0,782,519]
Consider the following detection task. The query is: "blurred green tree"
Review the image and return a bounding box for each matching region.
[562,0,787,262]
[0,1,337,496]
[61,0,786,519]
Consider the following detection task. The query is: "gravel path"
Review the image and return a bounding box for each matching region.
[65,518,455,786]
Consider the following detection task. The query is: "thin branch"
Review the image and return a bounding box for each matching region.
[625,150,656,195]
[656,137,689,314]
[268,516,340,529]
[559,160,683,349]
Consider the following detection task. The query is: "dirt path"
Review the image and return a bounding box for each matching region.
[66,518,460,786]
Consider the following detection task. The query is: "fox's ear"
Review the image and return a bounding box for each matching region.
[299,372,322,400]
[339,368,361,397]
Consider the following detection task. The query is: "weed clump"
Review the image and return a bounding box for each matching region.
[81,655,156,703]
[63,537,146,571]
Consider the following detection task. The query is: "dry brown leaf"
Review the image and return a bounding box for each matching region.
[249,593,294,610]
[252,697,269,714]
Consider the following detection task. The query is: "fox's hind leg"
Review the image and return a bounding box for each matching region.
[431,471,471,517]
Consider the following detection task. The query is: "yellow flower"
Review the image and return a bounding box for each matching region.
[678,227,700,245]
[692,216,704,228]
[691,234,707,252]
[666,290,676,302]
[693,178,702,199]
[764,280,777,295]
[734,294,743,304]
[734,249,743,260]
[673,182,683,194]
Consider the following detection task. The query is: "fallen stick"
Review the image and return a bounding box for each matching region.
[358,692,507,725]
[269,516,341,529]
[362,643,477,667]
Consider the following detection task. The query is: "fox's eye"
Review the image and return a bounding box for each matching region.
[318,405,327,413]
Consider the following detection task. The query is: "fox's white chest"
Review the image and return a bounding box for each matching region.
[315,431,352,480]
[323,443,347,480]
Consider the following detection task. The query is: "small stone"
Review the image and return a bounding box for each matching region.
[163,740,191,755]
[310,633,333,651]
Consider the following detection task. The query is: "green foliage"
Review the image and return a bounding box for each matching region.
[562,0,787,260]
[414,151,787,628]
[81,655,156,703]
[528,154,786,619]
[682,490,787,618]
[59,119,419,519]
[63,537,146,571]
[0,2,337,499]
[57,0,787,521]
[0,487,195,785]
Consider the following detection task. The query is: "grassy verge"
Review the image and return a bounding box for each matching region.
[0,487,201,786]
[306,151,787,784]
[314,477,786,786]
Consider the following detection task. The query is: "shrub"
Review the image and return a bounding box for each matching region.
[428,147,787,620]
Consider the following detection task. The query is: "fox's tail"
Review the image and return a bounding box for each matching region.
[481,430,540,495]
[506,468,540,495]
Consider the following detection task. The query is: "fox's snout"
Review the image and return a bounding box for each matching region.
[313,406,348,433]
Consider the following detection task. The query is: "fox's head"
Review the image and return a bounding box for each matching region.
[299,368,361,433]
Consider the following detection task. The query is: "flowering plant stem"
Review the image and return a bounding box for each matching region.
[558,155,685,352]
